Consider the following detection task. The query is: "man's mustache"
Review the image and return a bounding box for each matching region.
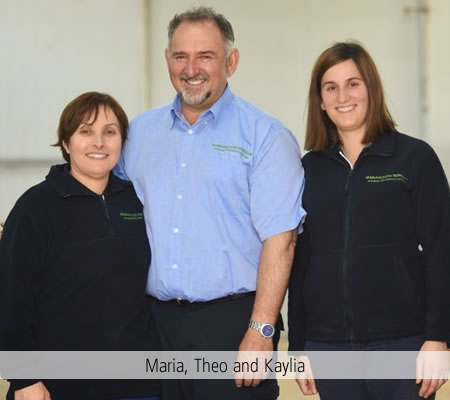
[180,73,209,81]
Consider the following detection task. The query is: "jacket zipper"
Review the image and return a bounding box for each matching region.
[342,166,355,340]
[100,194,114,235]
[333,148,388,341]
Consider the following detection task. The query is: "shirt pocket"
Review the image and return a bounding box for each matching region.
[194,150,251,216]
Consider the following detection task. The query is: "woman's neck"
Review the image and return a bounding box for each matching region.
[339,130,366,167]
[69,170,109,195]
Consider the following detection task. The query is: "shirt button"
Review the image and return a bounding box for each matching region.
[181,162,187,168]
[172,264,178,269]
[177,194,183,199]
[173,227,179,233]
[188,129,193,135]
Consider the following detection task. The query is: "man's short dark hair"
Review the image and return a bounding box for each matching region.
[168,6,235,53]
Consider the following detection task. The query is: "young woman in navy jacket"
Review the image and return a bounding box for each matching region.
[288,42,449,400]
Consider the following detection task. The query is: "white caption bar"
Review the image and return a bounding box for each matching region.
[0,351,449,379]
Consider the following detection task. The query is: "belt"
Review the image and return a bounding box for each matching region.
[153,291,255,306]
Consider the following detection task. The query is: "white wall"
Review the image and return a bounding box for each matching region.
[0,0,147,160]
[0,0,146,216]
[426,0,450,173]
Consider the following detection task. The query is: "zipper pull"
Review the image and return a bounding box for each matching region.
[345,169,353,193]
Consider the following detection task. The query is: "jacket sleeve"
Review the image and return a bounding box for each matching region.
[0,197,47,388]
[413,146,450,342]
[288,229,311,352]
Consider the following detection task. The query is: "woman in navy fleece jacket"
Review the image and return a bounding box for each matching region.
[0,92,159,400]
[288,42,450,400]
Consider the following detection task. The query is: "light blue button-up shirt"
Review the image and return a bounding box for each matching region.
[115,86,306,301]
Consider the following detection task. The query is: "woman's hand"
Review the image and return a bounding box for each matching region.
[295,356,318,395]
[0,221,4,239]
[14,382,51,400]
[416,340,449,398]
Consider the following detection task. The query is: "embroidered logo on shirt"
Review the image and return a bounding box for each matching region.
[120,212,144,220]
[365,174,408,183]
[212,143,253,159]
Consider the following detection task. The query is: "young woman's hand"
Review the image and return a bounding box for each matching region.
[295,356,318,395]
[14,382,51,400]
[416,340,449,398]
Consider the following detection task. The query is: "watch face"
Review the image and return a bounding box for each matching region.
[262,324,274,337]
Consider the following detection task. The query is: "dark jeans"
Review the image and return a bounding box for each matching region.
[304,336,434,400]
[150,294,280,400]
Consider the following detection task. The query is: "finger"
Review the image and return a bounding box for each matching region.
[416,355,423,384]
[423,379,439,398]
[243,372,255,387]
[437,378,446,391]
[251,378,261,387]
[298,379,310,395]
[234,376,243,388]
[421,378,437,398]
[297,379,312,395]
[419,379,431,397]
[309,378,318,394]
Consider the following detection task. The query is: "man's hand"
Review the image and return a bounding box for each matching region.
[235,328,273,388]
[416,340,449,398]
[0,221,4,239]
[234,229,297,389]
[14,382,51,400]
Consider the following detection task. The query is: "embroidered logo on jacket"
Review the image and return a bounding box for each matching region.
[365,174,408,183]
[120,212,144,220]
[212,144,253,159]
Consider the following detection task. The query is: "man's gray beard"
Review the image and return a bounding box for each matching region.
[179,89,212,105]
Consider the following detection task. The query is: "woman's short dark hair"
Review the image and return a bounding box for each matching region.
[305,41,396,151]
[54,92,129,163]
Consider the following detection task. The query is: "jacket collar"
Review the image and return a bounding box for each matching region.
[364,130,396,156]
[46,164,131,198]
[321,131,397,161]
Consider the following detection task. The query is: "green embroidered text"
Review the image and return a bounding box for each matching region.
[365,174,408,183]
[120,212,144,220]
[212,144,253,159]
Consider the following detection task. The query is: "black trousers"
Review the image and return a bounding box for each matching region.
[304,336,435,400]
[150,294,280,400]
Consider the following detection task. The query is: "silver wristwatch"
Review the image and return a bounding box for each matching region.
[248,319,275,338]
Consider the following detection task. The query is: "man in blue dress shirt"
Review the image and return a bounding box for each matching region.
[115,6,306,400]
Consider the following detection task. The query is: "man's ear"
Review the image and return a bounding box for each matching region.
[226,48,239,77]
[165,48,169,65]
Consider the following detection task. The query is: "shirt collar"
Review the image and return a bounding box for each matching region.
[169,84,234,127]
